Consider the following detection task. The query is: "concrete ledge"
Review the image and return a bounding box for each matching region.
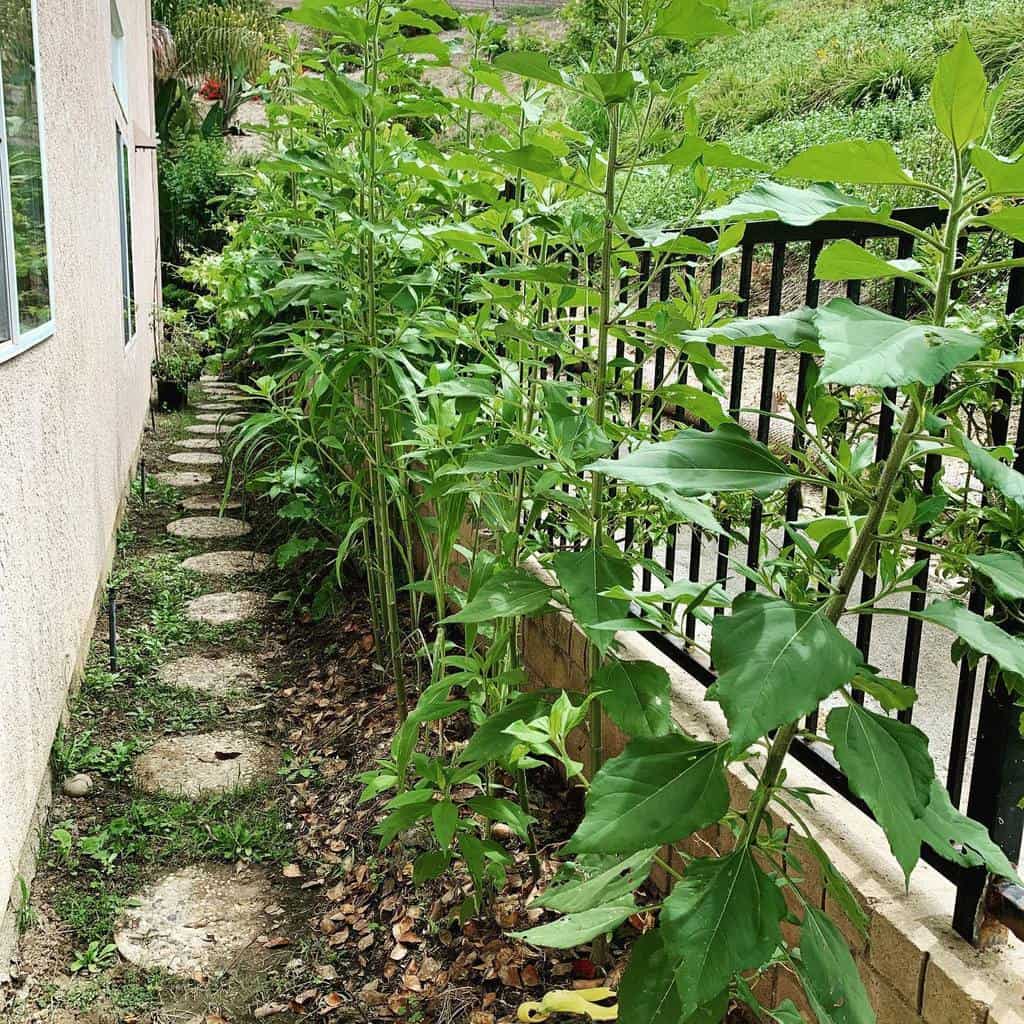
[519,560,1024,1024]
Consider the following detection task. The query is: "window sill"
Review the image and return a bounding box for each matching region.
[0,322,54,365]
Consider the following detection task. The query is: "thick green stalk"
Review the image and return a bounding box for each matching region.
[737,155,967,850]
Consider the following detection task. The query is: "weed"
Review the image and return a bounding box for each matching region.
[15,877,37,935]
[69,940,119,975]
[53,886,125,946]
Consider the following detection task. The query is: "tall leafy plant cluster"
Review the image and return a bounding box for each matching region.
[207,2,1024,1018]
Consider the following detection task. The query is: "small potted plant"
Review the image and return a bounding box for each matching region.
[152,311,204,410]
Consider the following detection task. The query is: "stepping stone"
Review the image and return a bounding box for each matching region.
[132,728,277,798]
[177,437,220,450]
[187,423,231,436]
[153,471,213,488]
[157,653,262,696]
[167,516,251,540]
[181,550,270,576]
[196,403,242,412]
[196,412,244,423]
[114,864,276,975]
[168,451,223,467]
[185,590,266,625]
[181,494,241,512]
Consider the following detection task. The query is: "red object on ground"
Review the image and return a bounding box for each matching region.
[199,77,223,100]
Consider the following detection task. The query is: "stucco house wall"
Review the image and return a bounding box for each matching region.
[0,0,160,968]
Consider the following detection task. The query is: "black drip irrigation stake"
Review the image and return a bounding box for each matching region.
[140,458,147,504]
[107,586,118,673]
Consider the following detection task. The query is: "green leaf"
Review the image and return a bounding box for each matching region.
[915,779,1021,881]
[853,670,918,713]
[966,552,1024,600]
[917,599,1024,677]
[466,796,534,838]
[511,900,637,949]
[491,144,565,180]
[492,50,567,87]
[619,932,729,1024]
[443,444,547,474]
[460,693,550,763]
[440,569,554,624]
[768,1002,807,1024]
[710,593,863,754]
[815,239,924,283]
[958,433,1024,509]
[552,547,632,655]
[378,802,433,848]
[977,207,1024,243]
[930,32,989,150]
[826,704,934,880]
[971,149,1024,194]
[652,0,734,41]
[648,489,726,534]
[653,137,766,171]
[797,906,875,1024]
[432,800,459,850]
[580,70,644,105]
[591,659,672,738]
[587,423,793,498]
[568,735,730,854]
[657,852,787,1018]
[795,835,869,937]
[778,139,914,185]
[682,307,821,354]
[657,383,729,427]
[413,849,450,884]
[702,182,873,227]
[815,299,983,387]
[534,849,657,914]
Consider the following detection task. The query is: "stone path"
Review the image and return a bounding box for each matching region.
[113,382,283,979]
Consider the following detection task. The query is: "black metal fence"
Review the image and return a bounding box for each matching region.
[526,205,1024,942]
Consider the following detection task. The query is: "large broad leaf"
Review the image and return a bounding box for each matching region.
[511,900,637,949]
[778,139,913,186]
[440,569,554,624]
[618,932,729,1024]
[959,434,1024,509]
[931,32,989,150]
[591,659,672,738]
[797,906,875,1024]
[552,547,632,655]
[815,299,983,387]
[815,240,924,283]
[652,136,766,171]
[681,307,821,354]
[978,208,1024,243]
[652,0,735,42]
[587,423,793,498]
[917,599,1024,678]
[966,552,1024,600]
[656,852,786,1018]
[826,704,934,880]
[709,593,863,754]
[568,735,729,854]
[701,182,874,227]
[534,848,657,914]
[971,148,1024,194]
[915,779,1021,880]
[492,50,567,87]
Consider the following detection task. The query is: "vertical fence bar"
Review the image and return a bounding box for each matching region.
[624,250,652,552]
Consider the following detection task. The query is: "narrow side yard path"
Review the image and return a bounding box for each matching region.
[7,382,631,1024]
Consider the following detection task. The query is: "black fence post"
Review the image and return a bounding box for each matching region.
[952,662,1024,942]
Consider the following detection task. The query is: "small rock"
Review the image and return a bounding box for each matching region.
[62,773,93,797]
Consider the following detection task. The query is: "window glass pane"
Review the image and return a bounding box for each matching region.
[117,127,135,343]
[1,0,50,333]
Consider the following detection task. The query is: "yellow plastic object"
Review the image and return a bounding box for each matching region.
[517,987,619,1022]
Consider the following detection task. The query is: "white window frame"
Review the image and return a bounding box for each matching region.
[0,0,55,365]
[111,0,136,347]
[110,0,128,119]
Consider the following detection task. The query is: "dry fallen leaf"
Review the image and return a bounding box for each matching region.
[282,863,303,878]
[252,1003,288,1019]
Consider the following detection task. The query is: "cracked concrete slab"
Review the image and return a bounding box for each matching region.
[167,516,251,540]
[156,653,263,696]
[168,452,223,467]
[181,494,242,512]
[185,591,267,625]
[187,424,232,436]
[153,471,213,488]
[177,437,221,450]
[181,550,270,576]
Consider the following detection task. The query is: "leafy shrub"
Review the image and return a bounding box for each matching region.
[994,67,1024,153]
[968,9,1024,76]
[814,43,933,106]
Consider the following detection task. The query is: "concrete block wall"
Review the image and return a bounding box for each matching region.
[520,604,1024,1023]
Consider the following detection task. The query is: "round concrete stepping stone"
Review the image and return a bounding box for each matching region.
[153,471,213,488]
[114,864,276,975]
[133,729,277,798]
[187,423,231,436]
[196,402,242,412]
[181,550,270,576]
[185,590,266,625]
[157,653,262,696]
[168,451,223,467]
[177,437,221,450]
[181,494,241,512]
[167,516,251,540]
[196,412,244,423]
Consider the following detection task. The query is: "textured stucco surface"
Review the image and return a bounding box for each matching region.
[0,0,160,967]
